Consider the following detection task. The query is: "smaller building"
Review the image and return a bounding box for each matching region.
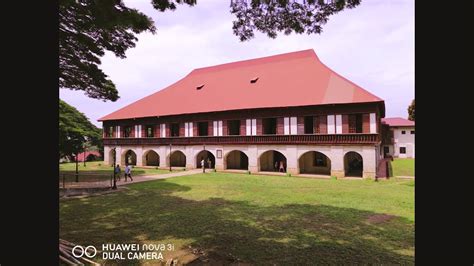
[381,117,415,158]
[74,151,102,162]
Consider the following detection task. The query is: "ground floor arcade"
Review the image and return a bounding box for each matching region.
[104,144,379,178]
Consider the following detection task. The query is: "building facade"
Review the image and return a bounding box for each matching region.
[381,117,415,158]
[100,50,387,178]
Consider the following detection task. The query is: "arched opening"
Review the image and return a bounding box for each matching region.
[298,151,331,175]
[108,149,115,166]
[344,151,363,177]
[86,153,98,162]
[170,150,186,167]
[225,150,249,170]
[143,150,160,166]
[259,150,287,172]
[122,150,137,166]
[195,150,215,169]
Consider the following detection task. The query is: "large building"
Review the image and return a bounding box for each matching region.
[99,49,388,178]
[381,117,415,158]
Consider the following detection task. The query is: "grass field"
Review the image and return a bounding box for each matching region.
[60,173,414,264]
[59,161,170,182]
[391,158,415,177]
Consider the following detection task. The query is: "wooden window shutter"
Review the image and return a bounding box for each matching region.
[362,114,370,133]
[342,115,349,133]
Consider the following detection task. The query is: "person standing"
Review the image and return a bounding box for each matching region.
[115,164,121,181]
[207,158,212,169]
[201,159,205,172]
[279,161,285,173]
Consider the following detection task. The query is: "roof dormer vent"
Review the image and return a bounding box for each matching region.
[196,84,205,90]
[250,77,259,83]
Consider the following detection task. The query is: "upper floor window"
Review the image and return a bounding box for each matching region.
[198,122,208,136]
[327,115,336,134]
[184,122,194,137]
[170,123,180,137]
[335,114,342,134]
[228,120,241,135]
[263,118,277,135]
[213,121,223,136]
[246,119,257,136]
[107,126,114,137]
[123,126,132,138]
[400,147,406,154]
[369,113,377,133]
[160,124,166,138]
[410,130,415,134]
[401,130,406,134]
[146,125,154,138]
[349,114,363,133]
[284,117,297,135]
[315,116,326,134]
[304,116,314,134]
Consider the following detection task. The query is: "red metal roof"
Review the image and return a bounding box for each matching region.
[382,117,415,127]
[99,49,384,121]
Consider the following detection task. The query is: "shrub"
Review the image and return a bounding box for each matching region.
[247,171,251,175]
[286,173,292,177]
[98,163,101,166]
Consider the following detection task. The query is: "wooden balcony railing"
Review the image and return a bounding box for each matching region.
[103,134,379,146]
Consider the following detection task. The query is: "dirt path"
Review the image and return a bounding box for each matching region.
[63,169,203,189]
[117,169,203,186]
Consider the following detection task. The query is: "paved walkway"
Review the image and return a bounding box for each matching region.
[63,169,203,189]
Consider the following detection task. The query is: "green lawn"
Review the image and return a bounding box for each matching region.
[391,158,415,177]
[59,161,169,182]
[60,173,414,264]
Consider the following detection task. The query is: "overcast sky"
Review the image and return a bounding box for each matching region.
[60,0,414,127]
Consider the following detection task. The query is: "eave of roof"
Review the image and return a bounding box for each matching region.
[382,117,415,127]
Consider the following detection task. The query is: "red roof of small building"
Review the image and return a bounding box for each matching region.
[75,151,101,162]
[382,117,415,127]
[99,49,384,121]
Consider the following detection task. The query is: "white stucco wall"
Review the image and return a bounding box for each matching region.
[104,144,380,178]
[392,127,415,158]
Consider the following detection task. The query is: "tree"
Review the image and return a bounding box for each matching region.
[60,0,154,101]
[230,0,362,41]
[59,99,102,161]
[407,99,415,121]
[60,0,360,101]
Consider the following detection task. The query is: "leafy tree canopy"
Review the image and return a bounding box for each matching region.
[59,99,102,159]
[230,0,361,41]
[60,0,360,101]
[408,99,415,121]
